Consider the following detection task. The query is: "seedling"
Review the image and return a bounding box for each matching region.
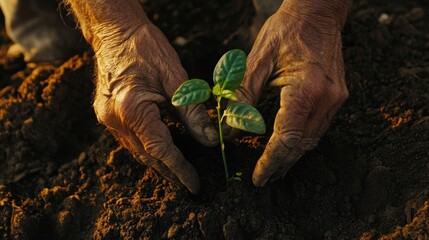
[171,49,266,185]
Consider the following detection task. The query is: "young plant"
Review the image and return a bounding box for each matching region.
[171,49,266,185]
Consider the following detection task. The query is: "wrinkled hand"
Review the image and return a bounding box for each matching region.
[92,22,218,194]
[236,6,349,186]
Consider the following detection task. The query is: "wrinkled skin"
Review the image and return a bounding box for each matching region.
[92,22,219,194]
[235,2,349,186]
[64,0,349,192]
[64,0,223,194]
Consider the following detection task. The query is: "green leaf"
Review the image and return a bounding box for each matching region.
[171,79,211,106]
[213,49,246,92]
[213,84,237,100]
[212,83,221,96]
[219,90,237,101]
[224,102,266,134]
[229,172,243,182]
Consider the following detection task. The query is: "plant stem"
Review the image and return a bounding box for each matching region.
[216,97,229,185]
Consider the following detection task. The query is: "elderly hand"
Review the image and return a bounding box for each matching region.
[235,0,350,186]
[92,20,218,194]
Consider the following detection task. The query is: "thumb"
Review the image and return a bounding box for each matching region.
[177,104,219,147]
[163,63,219,147]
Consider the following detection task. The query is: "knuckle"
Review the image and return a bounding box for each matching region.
[145,140,184,172]
[280,87,312,111]
[93,95,112,125]
[276,130,303,148]
[127,103,156,135]
[94,87,150,130]
[319,118,332,136]
[305,80,326,101]
[114,90,150,130]
[341,87,349,102]
[309,83,326,101]
[145,141,174,163]
[299,138,319,151]
[134,153,157,167]
[293,84,324,112]
[328,84,349,107]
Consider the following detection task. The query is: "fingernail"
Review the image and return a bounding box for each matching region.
[253,175,270,187]
[203,125,218,142]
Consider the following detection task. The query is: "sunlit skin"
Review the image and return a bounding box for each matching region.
[236,1,350,186]
[2,0,350,193]
[65,0,350,193]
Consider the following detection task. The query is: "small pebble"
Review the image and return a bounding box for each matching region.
[78,152,86,165]
[378,13,392,25]
[174,37,188,46]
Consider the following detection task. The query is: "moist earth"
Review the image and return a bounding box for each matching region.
[0,0,428,239]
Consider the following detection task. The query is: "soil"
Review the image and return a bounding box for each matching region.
[1,0,428,239]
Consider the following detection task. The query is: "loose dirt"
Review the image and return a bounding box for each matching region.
[0,0,428,239]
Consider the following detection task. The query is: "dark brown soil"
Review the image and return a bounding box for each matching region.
[1,0,428,239]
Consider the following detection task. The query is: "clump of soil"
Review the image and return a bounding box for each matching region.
[1,0,428,239]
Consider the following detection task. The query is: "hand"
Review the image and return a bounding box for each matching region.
[236,4,349,187]
[92,22,218,194]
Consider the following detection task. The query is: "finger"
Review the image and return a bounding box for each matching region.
[269,117,322,182]
[135,152,183,188]
[253,85,311,187]
[270,147,306,181]
[107,125,183,187]
[269,110,330,182]
[269,138,318,182]
[272,71,346,179]
[128,102,200,194]
[266,69,327,181]
[297,70,345,149]
[178,104,218,147]
[94,90,182,185]
[252,86,311,187]
[163,64,218,147]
